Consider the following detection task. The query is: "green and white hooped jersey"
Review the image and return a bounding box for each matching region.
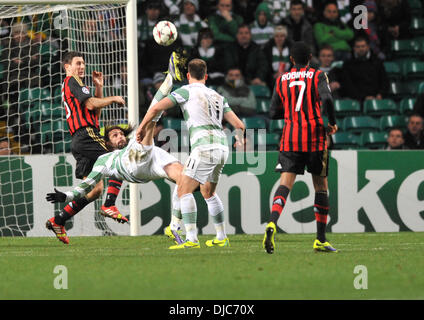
[168,83,232,152]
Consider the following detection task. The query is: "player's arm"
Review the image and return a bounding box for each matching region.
[269,78,284,119]
[46,157,109,203]
[317,72,338,135]
[136,97,175,143]
[222,98,246,146]
[85,96,125,111]
[93,71,104,118]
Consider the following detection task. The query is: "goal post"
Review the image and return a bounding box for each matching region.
[0,0,140,236]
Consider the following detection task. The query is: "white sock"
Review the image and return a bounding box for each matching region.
[180,193,198,243]
[170,186,182,231]
[205,194,226,241]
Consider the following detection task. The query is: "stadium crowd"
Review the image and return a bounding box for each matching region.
[0,0,424,154]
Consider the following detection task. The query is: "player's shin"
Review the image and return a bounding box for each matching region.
[180,193,198,243]
[170,186,182,231]
[314,191,329,242]
[104,179,122,207]
[55,197,90,226]
[269,185,290,223]
[205,194,226,240]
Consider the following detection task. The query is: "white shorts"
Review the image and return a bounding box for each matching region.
[125,142,179,183]
[183,147,229,184]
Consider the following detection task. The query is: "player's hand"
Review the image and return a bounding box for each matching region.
[46,188,67,203]
[136,126,146,144]
[114,96,125,106]
[92,71,104,87]
[326,123,338,136]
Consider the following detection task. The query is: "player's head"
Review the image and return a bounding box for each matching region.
[104,125,134,151]
[63,51,85,78]
[289,41,312,66]
[187,58,208,82]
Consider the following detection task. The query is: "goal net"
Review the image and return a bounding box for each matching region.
[0,2,135,236]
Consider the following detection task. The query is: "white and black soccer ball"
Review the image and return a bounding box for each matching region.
[153,20,178,46]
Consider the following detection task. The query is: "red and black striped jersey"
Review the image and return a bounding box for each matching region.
[270,65,335,152]
[62,75,98,135]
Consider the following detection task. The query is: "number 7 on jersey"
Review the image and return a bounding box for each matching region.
[289,81,306,112]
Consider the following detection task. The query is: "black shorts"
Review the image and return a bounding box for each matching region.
[71,127,109,179]
[275,150,329,177]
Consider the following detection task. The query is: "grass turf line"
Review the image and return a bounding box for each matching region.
[0,232,423,300]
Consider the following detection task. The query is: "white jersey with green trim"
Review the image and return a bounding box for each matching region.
[168,82,232,152]
[64,138,177,202]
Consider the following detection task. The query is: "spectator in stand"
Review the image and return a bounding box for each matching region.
[263,25,291,89]
[207,0,244,49]
[217,67,257,117]
[224,24,269,86]
[385,127,408,150]
[174,0,208,51]
[138,0,161,44]
[233,0,262,25]
[281,0,316,58]
[341,35,389,102]
[318,44,343,99]
[378,0,411,40]
[189,28,226,86]
[356,0,389,60]
[404,114,424,149]
[250,2,275,48]
[313,2,354,61]
[0,137,12,155]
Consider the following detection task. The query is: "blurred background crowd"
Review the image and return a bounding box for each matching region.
[0,0,424,154]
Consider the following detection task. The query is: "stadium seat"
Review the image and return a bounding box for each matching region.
[408,0,422,17]
[249,85,271,98]
[256,132,280,150]
[363,99,398,116]
[334,99,361,117]
[360,131,387,149]
[410,18,424,36]
[387,81,409,101]
[331,132,360,149]
[256,98,270,114]
[403,61,424,79]
[418,82,424,94]
[269,119,284,133]
[404,80,423,95]
[242,117,267,129]
[342,116,378,134]
[390,39,421,58]
[384,61,401,80]
[399,98,416,115]
[379,115,407,131]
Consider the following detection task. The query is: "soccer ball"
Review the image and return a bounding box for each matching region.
[153,21,178,46]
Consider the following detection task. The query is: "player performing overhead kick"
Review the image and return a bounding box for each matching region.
[45,51,186,244]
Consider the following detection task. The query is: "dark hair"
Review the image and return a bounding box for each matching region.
[354,35,370,45]
[198,27,214,41]
[188,58,207,80]
[290,41,311,65]
[237,23,250,32]
[104,124,135,150]
[62,51,84,69]
[290,0,305,8]
[388,127,404,136]
[319,44,334,53]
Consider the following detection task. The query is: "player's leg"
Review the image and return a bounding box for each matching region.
[163,162,184,244]
[263,151,304,254]
[308,150,337,252]
[168,174,201,249]
[201,182,230,247]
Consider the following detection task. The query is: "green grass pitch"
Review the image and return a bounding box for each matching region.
[1,232,423,300]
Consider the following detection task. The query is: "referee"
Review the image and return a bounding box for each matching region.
[46,51,127,244]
